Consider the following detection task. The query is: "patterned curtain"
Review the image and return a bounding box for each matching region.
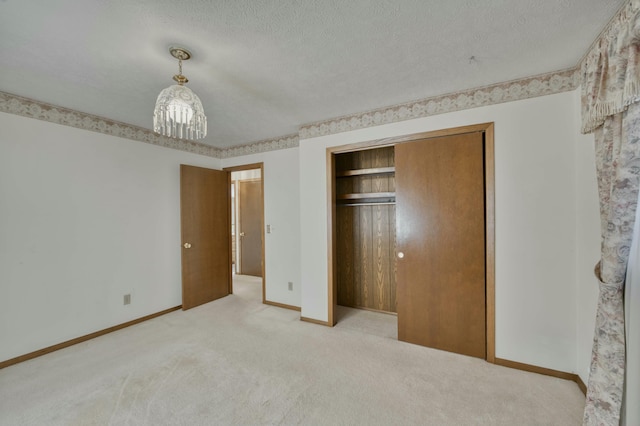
[581,1,640,424]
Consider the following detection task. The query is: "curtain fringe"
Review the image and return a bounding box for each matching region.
[582,81,640,133]
[581,0,640,133]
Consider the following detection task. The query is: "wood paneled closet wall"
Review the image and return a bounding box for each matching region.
[335,146,397,313]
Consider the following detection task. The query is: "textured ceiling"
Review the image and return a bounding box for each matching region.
[0,0,626,148]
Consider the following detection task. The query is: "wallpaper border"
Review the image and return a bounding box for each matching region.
[220,135,299,159]
[1,67,578,159]
[0,92,221,158]
[299,68,580,140]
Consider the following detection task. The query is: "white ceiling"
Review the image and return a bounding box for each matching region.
[0,0,625,148]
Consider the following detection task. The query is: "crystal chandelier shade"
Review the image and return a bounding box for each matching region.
[154,84,207,140]
[153,47,207,140]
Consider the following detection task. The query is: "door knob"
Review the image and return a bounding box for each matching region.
[183,243,192,249]
[397,252,404,258]
[239,232,245,237]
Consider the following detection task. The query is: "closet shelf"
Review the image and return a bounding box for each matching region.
[336,192,396,204]
[336,167,395,177]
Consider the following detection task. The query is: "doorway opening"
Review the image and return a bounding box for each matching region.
[225,163,265,303]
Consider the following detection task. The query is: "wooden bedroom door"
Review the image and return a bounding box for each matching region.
[395,132,486,358]
[180,164,231,310]
[238,179,263,277]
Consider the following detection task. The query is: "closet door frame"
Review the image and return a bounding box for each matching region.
[326,122,495,363]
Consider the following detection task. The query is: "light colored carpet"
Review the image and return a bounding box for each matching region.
[0,275,584,425]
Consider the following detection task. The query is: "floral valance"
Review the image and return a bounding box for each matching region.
[582,0,640,134]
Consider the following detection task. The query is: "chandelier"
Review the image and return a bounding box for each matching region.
[153,47,207,140]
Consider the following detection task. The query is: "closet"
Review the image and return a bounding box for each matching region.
[335,146,397,313]
[330,124,494,360]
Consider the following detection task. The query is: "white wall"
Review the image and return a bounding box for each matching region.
[0,112,221,362]
[574,92,600,383]
[299,91,584,372]
[222,148,301,308]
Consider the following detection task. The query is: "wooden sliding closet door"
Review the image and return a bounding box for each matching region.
[395,132,486,358]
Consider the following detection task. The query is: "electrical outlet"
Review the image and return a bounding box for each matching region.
[124,294,131,305]
[267,224,272,233]
[288,282,293,291]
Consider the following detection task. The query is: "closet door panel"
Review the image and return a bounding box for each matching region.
[395,132,486,358]
[390,205,397,312]
[336,205,355,307]
[373,205,390,311]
